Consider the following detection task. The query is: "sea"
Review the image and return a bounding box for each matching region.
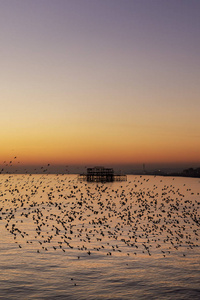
[0,174,199,300]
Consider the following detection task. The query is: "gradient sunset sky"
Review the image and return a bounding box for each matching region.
[1,0,200,171]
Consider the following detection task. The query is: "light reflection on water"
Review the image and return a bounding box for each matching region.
[0,175,199,299]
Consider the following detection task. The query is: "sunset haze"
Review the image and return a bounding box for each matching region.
[1,0,200,171]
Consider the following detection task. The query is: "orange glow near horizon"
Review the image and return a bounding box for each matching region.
[1,125,199,166]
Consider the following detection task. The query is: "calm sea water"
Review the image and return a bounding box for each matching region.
[0,174,199,300]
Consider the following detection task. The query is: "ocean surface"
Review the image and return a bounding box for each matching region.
[0,174,199,300]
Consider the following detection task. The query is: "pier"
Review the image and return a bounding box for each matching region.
[78,166,127,182]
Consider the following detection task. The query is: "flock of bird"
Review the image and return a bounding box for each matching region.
[0,173,199,259]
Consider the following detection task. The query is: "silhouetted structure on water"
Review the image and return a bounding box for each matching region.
[78,166,127,182]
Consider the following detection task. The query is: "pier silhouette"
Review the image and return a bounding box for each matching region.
[78,166,127,182]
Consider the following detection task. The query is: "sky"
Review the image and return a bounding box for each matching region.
[1,0,200,172]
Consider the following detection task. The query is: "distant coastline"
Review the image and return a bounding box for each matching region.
[131,167,200,179]
[0,165,200,178]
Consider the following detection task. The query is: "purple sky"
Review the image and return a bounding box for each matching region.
[0,0,200,172]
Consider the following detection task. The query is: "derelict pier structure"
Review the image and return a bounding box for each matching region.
[78,166,127,182]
